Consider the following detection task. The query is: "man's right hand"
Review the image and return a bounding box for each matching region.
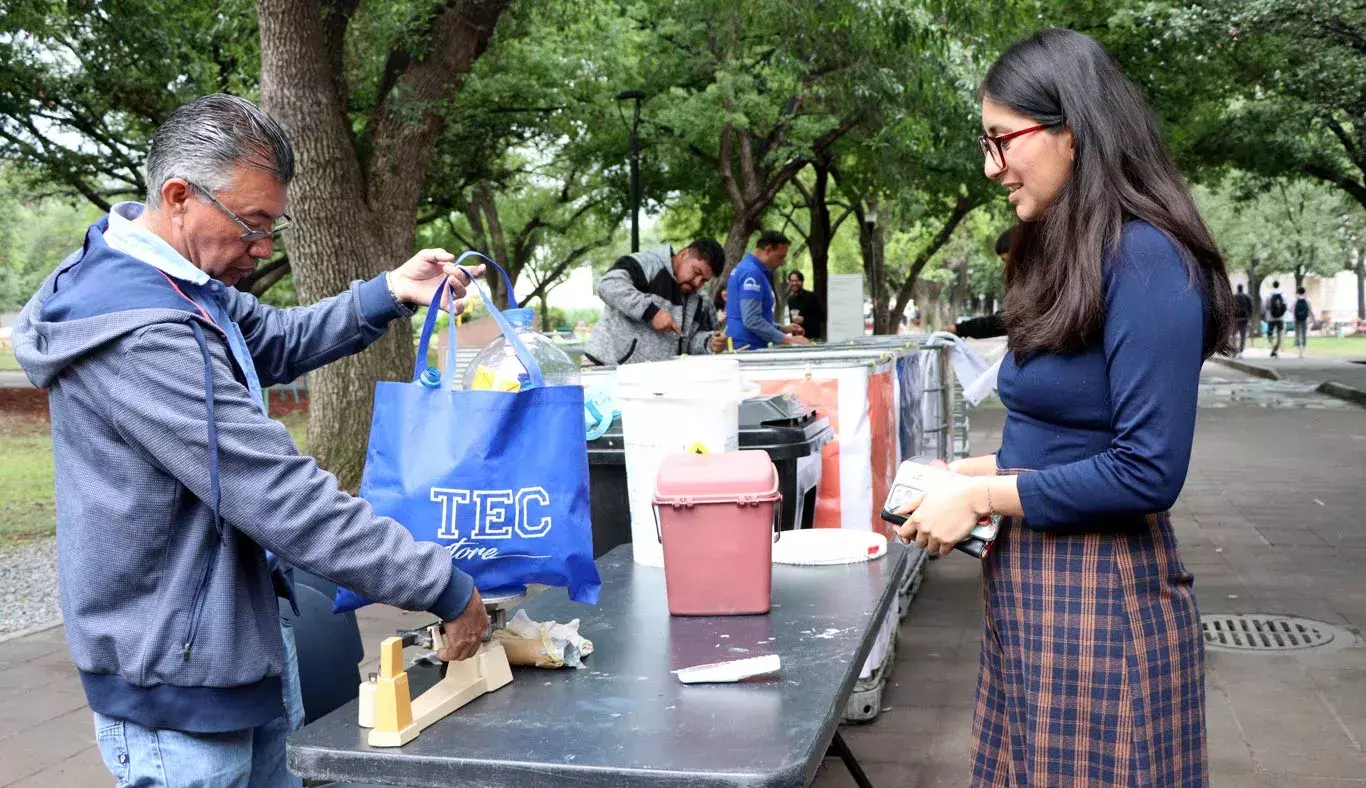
[781,334,812,346]
[781,323,805,336]
[651,310,682,335]
[438,587,489,662]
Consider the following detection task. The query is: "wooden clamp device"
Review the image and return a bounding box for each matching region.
[357,623,513,748]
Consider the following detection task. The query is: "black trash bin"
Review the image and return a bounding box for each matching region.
[586,393,832,558]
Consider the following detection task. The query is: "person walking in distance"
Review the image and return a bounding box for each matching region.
[1233,283,1253,356]
[1265,279,1288,358]
[1293,286,1314,358]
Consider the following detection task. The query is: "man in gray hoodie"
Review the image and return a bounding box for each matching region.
[583,239,727,366]
[14,94,488,787]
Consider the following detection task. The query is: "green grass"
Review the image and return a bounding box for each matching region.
[278,411,309,452]
[0,346,18,370]
[0,411,312,549]
[1301,335,1366,358]
[1248,333,1366,358]
[0,431,56,544]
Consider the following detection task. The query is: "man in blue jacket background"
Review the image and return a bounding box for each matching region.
[725,230,811,350]
[13,94,490,787]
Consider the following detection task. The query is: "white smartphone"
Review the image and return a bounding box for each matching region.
[880,457,998,558]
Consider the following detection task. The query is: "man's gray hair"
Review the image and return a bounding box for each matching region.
[145,94,294,208]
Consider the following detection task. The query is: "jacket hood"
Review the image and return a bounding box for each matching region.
[14,217,209,388]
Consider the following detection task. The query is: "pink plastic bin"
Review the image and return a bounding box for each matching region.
[653,451,782,616]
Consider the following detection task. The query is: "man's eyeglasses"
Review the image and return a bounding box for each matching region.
[187,181,292,243]
[977,124,1050,169]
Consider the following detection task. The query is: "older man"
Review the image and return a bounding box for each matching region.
[14,95,488,787]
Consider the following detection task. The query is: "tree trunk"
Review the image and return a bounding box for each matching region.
[258,0,505,490]
[888,197,977,327]
[722,214,761,274]
[472,180,511,308]
[1248,261,1265,338]
[806,160,833,317]
[1356,248,1365,320]
[955,256,971,318]
[855,197,893,334]
[912,280,948,333]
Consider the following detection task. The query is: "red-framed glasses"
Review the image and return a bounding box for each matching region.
[977,124,1049,169]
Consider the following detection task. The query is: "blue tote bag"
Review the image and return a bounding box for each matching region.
[334,253,601,613]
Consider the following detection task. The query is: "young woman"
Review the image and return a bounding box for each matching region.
[895,29,1234,788]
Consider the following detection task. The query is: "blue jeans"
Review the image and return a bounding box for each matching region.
[93,622,305,787]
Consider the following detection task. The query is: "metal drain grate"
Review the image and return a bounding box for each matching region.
[1202,614,1336,651]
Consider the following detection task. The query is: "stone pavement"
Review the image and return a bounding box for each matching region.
[3,364,1366,787]
[1216,345,1366,407]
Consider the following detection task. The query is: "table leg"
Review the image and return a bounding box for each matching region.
[827,731,875,788]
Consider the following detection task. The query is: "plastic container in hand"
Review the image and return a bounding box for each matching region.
[463,307,580,391]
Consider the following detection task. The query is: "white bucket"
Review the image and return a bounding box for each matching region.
[616,358,748,566]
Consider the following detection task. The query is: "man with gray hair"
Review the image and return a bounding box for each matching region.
[13,94,490,786]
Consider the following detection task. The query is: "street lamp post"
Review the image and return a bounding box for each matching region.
[616,90,644,253]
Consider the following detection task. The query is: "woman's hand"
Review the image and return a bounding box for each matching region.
[894,473,989,556]
[948,454,999,478]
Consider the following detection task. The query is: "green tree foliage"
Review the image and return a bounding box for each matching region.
[0,0,260,209]
[0,176,102,310]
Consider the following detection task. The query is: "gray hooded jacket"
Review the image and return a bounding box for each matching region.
[583,246,717,366]
[14,216,472,733]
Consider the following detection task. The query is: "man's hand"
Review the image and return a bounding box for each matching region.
[437,587,489,662]
[709,330,728,354]
[781,323,805,336]
[387,248,485,313]
[941,324,959,335]
[781,334,812,346]
[651,310,682,335]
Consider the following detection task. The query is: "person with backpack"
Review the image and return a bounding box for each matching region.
[1293,286,1314,358]
[1233,283,1254,356]
[1265,280,1288,358]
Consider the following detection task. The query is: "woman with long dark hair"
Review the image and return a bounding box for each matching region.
[895,29,1232,787]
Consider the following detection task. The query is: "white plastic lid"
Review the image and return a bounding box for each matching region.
[616,357,744,399]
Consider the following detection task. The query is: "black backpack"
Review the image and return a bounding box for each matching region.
[1294,297,1311,322]
[1269,292,1287,319]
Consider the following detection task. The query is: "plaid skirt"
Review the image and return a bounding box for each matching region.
[971,508,1208,787]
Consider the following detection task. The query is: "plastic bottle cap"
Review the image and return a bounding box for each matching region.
[503,308,535,329]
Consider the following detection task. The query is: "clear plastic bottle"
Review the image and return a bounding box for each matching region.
[462,308,580,391]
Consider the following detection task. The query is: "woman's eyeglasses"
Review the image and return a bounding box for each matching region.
[977,124,1049,169]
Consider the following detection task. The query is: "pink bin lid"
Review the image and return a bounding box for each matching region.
[654,450,778,501]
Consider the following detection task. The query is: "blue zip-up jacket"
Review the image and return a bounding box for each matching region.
[13,217,474,733]
[725,253,785,349]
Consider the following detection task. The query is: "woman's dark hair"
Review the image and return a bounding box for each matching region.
[980,29,1234,357]
[995,228,1015,256]
[713,280,728,312]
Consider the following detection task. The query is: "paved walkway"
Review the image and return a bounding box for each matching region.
[3,365,1365,787]
[1216,346,1366,406]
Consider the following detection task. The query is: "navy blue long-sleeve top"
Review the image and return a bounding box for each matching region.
[996,221,1210,530]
